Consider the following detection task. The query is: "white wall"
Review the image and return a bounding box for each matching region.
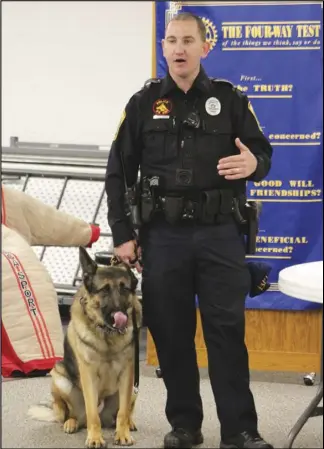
[2,1,154,147]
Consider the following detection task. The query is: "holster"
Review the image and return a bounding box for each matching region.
[141,193,155,223]
[233,198,260,255]
[245,202,259,255]
[125,183,142,229]
[140,176,160,223]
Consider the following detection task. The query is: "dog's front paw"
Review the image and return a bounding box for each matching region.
[114,427,134,446]
[85,432,106,448]
[64,418,79,434]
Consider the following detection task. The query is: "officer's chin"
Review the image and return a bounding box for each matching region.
[172,63,189,77]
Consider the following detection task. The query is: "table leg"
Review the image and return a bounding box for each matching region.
[284,383,323,448]
[284,309,323,449]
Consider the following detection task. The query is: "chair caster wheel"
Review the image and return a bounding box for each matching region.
[156,367,163,378]
[303,372,316,386]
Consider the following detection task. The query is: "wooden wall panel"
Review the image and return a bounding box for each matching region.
[146,309,322,372]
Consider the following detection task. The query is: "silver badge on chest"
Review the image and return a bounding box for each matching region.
[205,97,221,116]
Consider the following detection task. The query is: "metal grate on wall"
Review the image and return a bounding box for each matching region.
[2,137,142,305]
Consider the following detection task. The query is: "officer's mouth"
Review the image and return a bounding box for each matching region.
[174,58,187,65]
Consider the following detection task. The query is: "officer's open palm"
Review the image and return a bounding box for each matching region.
[217,138,258,180]
[114,240,143,273]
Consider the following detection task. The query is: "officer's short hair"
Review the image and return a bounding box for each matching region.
[166,12,206,42]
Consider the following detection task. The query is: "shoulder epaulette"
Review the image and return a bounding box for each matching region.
[210,77,247,98]
[210,77,234,88]
[144,78,162,88]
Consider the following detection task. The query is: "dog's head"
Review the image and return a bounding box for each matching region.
[78,247,139,334]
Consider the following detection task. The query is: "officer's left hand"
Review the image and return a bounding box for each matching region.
[217,138,258,180]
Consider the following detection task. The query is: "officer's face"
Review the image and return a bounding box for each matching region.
[162,19,209,79]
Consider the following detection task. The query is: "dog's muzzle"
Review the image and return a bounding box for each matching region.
[96,323,128,335]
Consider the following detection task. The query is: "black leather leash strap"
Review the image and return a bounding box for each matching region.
[132,307,140,393]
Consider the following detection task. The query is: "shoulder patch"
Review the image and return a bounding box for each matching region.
[248,101,263,133]
[210,77,234,88]
[113,109,126,141]
[144,78,162,88]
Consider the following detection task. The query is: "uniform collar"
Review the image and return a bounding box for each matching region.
[160,65,212,97]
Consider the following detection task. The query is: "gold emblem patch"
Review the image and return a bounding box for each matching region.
[153,99,172,115]
[248,101,263,133]
[113,110,126,141]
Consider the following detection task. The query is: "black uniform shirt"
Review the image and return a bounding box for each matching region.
[105,66,273,247]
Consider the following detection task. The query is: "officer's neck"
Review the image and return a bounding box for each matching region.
[169,67,200,94]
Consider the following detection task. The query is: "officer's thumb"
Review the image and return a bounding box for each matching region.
[235,137,249,152]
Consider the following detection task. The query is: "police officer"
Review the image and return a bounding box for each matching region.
[105,12,274,449]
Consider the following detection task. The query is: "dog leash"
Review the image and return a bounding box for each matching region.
[110,255,140,393]
[132,307,140,394]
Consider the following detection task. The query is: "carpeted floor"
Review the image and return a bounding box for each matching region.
[2,362,323,449]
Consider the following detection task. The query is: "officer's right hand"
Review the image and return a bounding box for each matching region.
[114,240,143,273]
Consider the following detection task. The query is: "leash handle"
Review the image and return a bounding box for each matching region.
[129,241,143,267]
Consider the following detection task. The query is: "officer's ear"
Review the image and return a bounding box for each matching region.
[201,41,210,59]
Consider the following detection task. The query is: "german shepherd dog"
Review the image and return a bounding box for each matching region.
[28,247,142,448]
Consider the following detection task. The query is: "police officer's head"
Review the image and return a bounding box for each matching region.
[162,12,210,80]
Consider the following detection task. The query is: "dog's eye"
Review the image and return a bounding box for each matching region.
[119,282,130,292]
[100,285,111,293]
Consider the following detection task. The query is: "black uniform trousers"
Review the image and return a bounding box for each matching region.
[140,214,258,440]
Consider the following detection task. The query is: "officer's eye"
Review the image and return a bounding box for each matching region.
[183,37,194,44]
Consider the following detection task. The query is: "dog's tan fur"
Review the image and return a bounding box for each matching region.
[28,248,142,448]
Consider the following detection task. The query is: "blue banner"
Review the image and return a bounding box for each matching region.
[154,1,323,310]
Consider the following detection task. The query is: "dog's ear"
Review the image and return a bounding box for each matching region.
[79,247,97,289]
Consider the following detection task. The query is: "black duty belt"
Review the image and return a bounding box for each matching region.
[156,189,235,224]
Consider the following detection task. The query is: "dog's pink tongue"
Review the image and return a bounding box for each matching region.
[113,311,128,329]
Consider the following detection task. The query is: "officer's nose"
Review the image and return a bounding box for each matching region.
[174,42,185,55]
[173,49,186,62]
